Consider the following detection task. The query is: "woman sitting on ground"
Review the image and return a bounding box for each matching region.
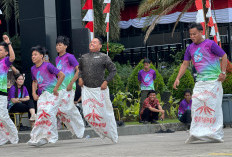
[140,90,165,124]
[8,74,36,123]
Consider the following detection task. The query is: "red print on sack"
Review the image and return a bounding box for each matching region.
[62,99,68,104]
[0,123,5,128]
[68,94,70,98]
[196,101,215,115]
[5,132,9,136]
[38,110,51,119]
[47,131,51,135]
[57,108,66,117]
[84,109,103,121]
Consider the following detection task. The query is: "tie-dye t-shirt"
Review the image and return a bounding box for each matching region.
[56,53,79,90]
[138,69,156,90]
[31,62,60,94]
[0,57,12,93]
[184,39,225,81]
[178,99,192,118]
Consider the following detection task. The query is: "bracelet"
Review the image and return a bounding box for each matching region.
[7,42,12,45]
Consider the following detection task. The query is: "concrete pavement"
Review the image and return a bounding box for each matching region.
[1,128,232,157]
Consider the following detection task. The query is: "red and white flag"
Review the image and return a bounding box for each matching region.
[103,0,111,55]
[82,0,94,40]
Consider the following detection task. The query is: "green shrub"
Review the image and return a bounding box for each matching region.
[101,42,125,59]
[127,59,165,96]
[223,73,232,94]
[108,72,124,95]
[115,62,133,87]
[158,62,178,84]
[167,64,195,100]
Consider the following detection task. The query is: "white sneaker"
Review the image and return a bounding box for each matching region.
[28,138,48,147]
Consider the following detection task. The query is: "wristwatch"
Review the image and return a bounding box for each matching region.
[221,71,226,75]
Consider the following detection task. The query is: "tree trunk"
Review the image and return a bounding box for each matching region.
[202,0,209,39]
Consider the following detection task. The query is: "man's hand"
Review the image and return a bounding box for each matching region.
[78,78,84,87]
[101,81,108,90]
[53,88,59,96]
[32,93,39,101]
[66,83,73,91]
[218,73,226,82]
[3,35,10,44]
[173,79,180,90]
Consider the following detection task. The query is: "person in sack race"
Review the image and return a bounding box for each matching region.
[140,90,165,124]
[55,36,85,138]
[8,74,36,127]
[178,89,192,128]
[78,37,118,143]
[28,45,65,146]
[138,59,156,123]
[173,23,227,143]
[0,35,19,146]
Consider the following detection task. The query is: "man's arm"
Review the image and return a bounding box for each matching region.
[173,60,190,89]
[67,65,79,91]
[218,53,227,82]
[3,35,15,62]
[32,80,39,101]
[53,71,65,96]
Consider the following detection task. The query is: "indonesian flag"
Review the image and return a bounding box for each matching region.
[82,0,94,40]
[103,0,111,54]
[0,9,2,25]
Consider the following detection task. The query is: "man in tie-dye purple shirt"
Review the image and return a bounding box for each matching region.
[173,23,227,143]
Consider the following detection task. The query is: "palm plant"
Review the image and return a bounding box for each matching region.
[1,0,19,34]
[138,0,210,43]
[82,0,124,41]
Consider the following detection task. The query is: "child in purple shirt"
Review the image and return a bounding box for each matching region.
[28,45,65,147]
[178,90,192,125]
[0,35,18,146]
[55,36,84,138]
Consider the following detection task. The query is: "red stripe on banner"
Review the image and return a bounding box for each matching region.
[195,0,203,10]
[0,20,1,25]
[85,21,94,32]
[215,24,218,32]
[121,0,232,21]
[106,22,109,32]
[82,0,93,10]
[214,35,218,43]
[206,0,210,8]
[208,17,214,27]
[103,3,111,13]
[201,22,205,35]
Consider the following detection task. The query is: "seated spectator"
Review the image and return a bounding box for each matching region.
[7,65,20,88]
[140,90,165,124]
[178,89,192,125]
[8,74,36,124]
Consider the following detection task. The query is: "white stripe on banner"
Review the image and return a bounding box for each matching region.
[0,9,2,14]
[83,9,94,22]
[105,13,110,23]
[104,0,111,3]
[119,8,232,29]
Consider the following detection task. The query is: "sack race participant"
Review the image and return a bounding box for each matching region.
[28,46,65,146]
[55,36,85,138]
[79,37,118,143]
[0,35,18,145]
[173,23,227,143]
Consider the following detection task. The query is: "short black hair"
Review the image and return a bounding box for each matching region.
[143,59,151,64]
[147,90,156,97]
[95,37,103,45]
[0,42,9,52]
[189,23,203,31]
[56,36,70,46]
[184,89,192,95]
[31,45,45,56]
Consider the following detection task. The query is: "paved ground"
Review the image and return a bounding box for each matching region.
[1,128,232,157]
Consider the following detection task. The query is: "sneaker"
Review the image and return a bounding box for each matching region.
[29,114,36,122]
[28,138,48,147]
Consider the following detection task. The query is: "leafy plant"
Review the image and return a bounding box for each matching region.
[166,96,180,119]
[115,62,133,87]
[127,59,165,97]
[167,64,194,100]
[101,42,125,59]
[106,71,124,95]
[222,73,232,94]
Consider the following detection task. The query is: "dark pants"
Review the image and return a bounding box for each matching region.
[139,90,152,120]
[141,108,159,122]
[178,110,191,124]
[9,99,35,118]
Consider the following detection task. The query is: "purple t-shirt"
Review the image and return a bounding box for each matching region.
[31,62,60,94]
[184,39,225,81]
[56,53,79,90]
[8,85,29,100]
[178,99,192,118]
[138,69,156,90]
[0,57,12,93]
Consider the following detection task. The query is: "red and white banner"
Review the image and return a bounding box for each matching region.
[103,0,111,55]
[120,0,232,29]
[82,0,94,40]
